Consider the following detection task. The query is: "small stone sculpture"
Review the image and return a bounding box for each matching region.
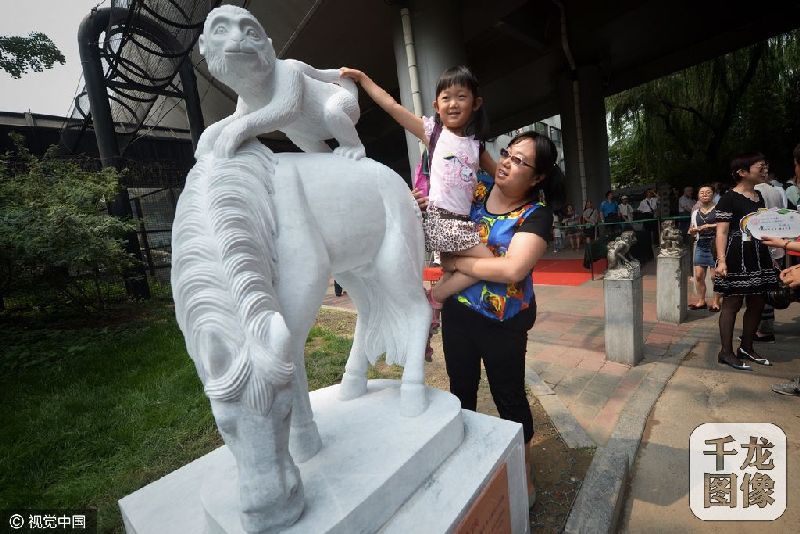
[659,219,684,257]
[606,230,641,280]
[196,5,366,160]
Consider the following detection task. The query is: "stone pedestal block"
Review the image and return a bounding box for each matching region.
[119,381,529,534]
[657,253,688,324]
[604,275,643,366]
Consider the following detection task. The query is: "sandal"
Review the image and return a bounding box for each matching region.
[708,305,720,313]
[688,303,707,310]
[718,351,751,371]
[426,289,443,310]
[738,347,771,366]
[424,330,434,362]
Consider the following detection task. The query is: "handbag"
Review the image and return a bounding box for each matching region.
[412,121,443,196]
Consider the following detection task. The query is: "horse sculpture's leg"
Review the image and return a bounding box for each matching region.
[372,226,431,417]
[275,265,330,463]
[271,164,332,463]
[335,270,371,400]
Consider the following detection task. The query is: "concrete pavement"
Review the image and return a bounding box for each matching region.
[323,248,800,532]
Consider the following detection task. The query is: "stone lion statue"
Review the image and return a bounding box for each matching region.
[607,230,638,270]
[196,5,365,160]
[659,219,683,256]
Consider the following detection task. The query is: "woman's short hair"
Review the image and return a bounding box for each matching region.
[730,152,765,182]
[507,131,566,210]
[793,143,800,165]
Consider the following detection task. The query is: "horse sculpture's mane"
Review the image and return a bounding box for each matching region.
[171,141,293,415]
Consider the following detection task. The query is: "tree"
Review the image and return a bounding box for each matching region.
[0,135,138,312]
[0,32,65,78]
[607,30,800,186]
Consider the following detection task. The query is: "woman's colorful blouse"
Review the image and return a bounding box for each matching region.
[454,171,552,321]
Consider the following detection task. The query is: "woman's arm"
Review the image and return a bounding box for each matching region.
[714,221,729,277]
[761,236,800,253]
[451,231,548,284]
[340,68,426,144]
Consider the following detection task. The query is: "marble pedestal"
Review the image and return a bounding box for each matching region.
[604,275,643,366]
[119,380,529,534]
[657,252,688,324]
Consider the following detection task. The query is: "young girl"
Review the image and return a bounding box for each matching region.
[339,65,496,308]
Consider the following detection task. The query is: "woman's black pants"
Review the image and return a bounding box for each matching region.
[441,298,536,443]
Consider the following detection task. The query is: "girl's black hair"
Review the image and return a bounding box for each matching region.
[506,131,566,211]
[434,65,489,141]
[730,152,765,183]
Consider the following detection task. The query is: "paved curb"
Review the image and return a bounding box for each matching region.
[525,369,596,449]
[563,338,695,534]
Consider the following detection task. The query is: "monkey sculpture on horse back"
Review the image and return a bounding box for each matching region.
[196,4,365,161]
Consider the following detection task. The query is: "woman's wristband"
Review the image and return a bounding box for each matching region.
[784,240,790,250]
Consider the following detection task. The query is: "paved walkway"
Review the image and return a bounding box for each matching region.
[323,248,800,531]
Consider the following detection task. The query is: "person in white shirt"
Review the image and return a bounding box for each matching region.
[637,189,658,214]
[618,195,634,224]
[637,189,659,243]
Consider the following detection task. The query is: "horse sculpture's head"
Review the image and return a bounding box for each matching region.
[196,311,303,531]
[171,141,303,531]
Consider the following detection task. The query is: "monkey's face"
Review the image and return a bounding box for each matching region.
[201,9,276,86]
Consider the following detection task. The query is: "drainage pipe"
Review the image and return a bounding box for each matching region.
[400,7,425,154]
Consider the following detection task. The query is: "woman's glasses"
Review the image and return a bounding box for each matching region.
[500,147,534,169]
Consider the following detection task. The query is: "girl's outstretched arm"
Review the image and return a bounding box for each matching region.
[340,67,426,144]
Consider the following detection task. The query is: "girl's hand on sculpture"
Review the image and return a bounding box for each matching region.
[411,188,429,211]
[339,67,366,84]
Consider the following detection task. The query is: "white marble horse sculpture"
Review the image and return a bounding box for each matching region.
[171,140,431,532]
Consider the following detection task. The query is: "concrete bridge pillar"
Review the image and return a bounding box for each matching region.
[391,0,467,178]
[558,66,612,211]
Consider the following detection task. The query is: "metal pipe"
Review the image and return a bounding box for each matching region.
[400,7,425,155]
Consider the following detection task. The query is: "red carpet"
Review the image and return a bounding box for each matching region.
[532,258,607,286]
[425,260,606,287]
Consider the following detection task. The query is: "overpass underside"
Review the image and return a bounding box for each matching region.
[189,0,800,206]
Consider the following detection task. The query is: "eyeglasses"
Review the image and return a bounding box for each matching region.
[500,147,534,169]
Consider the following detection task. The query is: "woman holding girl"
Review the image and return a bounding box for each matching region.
[416,131,563,507]
[339,65,496,329]
[714,153,780,370]
[688,184,721,312]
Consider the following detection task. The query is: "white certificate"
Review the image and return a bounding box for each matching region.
[742,208,800,240]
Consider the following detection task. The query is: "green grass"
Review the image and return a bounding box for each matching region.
[0,303,399,532]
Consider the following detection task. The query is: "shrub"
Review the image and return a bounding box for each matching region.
[0,135,138,311]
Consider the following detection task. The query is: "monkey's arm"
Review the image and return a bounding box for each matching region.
[283,59,340,83]
[213,70,303,158]
[196,98,249,158]
[284,59,358,99]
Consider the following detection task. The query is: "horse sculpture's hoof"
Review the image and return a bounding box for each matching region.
[338,372,368,401]
[400,383,428,417]
[289,420,322,463]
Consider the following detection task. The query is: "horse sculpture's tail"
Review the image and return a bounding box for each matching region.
[342,162,428,368]
[171,141,293,415]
